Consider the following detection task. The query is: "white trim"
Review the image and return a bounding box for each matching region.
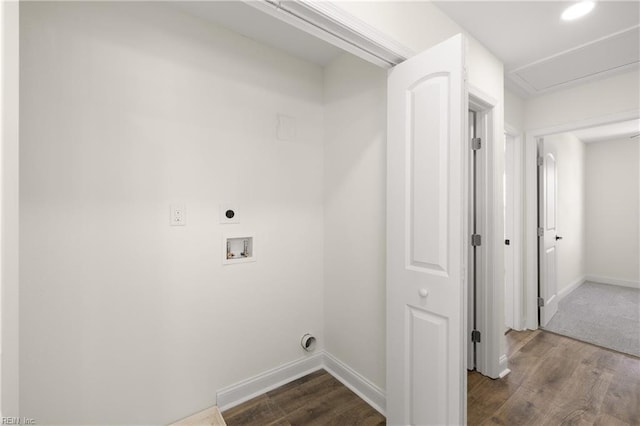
[507,26,640,97]
[469,84,497,110]
[242,0,414,68]
[323,352,386,415]
[215,351,386,415]
[504,125,524,331]
[585,275,640,290]
[216,353,324,411]
[528,110,640,140]
[497,355,510,379]
[557,276,586,301]
[504,123,520,137]
[468,89,506,379]
[294,1,415,60]
[511,26,639,75]
[524,109,640,330]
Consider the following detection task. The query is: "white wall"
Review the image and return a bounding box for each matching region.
[525,71,640,131]
[505,89,525,132]
[337,1,504,101]
[334,0,506,378]
[335,1,462,55]
[585,138,640,286]
[1,0,20,417]
[16,2,508,422]
[20,3,325,424]
[544,133,586,295]
[323,53,387,389]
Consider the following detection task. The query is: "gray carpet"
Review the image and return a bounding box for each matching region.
[544,281,640,357]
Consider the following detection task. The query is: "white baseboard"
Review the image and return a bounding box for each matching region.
[497,354,510,379]
[322,352,386,416]
[585,275,640,290]
[215,351,386,416]
[216,353,323,412]
[558,276,586,301]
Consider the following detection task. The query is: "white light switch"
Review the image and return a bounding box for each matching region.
[170,204,186,226]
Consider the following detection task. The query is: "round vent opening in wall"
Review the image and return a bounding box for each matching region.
[220,204,240,224]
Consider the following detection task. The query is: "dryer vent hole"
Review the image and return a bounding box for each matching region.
[301,334,316,352]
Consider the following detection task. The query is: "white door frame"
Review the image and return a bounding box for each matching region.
[523,110,640,329]
[252,0,508,385]
[468,86,508,379]
[504,124,524,331]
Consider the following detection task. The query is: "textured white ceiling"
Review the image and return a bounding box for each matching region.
[434,1,640,97]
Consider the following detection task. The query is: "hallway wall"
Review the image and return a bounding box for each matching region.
[524,71,640,131]
[585,138,640,287]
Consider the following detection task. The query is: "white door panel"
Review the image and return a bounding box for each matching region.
[539,141,559,326]
[387,34,466,425]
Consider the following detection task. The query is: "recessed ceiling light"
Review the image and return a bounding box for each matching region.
[561,1,596,21]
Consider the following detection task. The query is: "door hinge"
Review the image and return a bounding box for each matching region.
[471,137,482,150]
[471,330,481,343]
[471,234,482,246]
[537,157,544,166]
[538,297,545,307]
[537,227,544,237]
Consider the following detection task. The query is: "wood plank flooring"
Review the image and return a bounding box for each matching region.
[469,329,640,425]
[222,370,385,426]
[223,330,639,425]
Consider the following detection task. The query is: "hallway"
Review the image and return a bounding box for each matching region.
[468,330,640,425]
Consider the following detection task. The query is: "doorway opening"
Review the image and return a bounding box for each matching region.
[524,112,640,334]
[468,109,483,371]
[535,127,639,357]
[466,91,505,380]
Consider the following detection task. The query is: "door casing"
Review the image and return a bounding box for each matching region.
[504,125,524,331]
[523,111,640,329]
[468,89,508,379]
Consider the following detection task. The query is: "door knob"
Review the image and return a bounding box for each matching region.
[419,289,429,298]
[555,235,563,240]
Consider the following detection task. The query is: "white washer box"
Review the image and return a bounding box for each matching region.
[223,235,255,265]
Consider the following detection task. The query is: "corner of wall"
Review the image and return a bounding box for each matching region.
[1,0,20,417]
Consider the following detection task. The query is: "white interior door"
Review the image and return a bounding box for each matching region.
[387,34,467,426]
[539,138,559,326]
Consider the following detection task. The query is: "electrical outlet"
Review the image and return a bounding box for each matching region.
[170,204,186,226]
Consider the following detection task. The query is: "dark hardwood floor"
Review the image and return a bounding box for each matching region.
[469,329,640,425]
[222,370,385,426]
[223,330,639,425]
